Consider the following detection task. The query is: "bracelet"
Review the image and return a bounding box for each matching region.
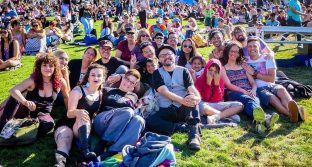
[252,71,258,79]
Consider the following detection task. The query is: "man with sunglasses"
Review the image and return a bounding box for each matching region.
[94,40,128,77]
[146,45,202,151]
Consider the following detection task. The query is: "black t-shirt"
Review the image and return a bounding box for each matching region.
[99,87,137,112]
[152,67,194,91]
[94,57,124,77]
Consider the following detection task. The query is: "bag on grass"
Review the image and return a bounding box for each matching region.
[191,33,207,48]
[0,117,39,146]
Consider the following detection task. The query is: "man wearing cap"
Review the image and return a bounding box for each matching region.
[95,40,128,77]
[152,32,165,52]
[149,17,168,38]
[146,45,202,151]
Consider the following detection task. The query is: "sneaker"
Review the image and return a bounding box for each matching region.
[174,123,189,133]
[288,100,299,123]
[298,106,307,122]
[229,114,241,123]
[265,113,279,130]
[188,134,201,151]
[207,115,220,124]
[253,107,266,123]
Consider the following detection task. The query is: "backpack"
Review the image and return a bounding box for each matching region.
[0,118,39,146]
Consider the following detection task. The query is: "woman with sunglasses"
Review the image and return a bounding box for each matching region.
[152,32,165,53]
[93,69,145,160]
[0,53,69,137]
[131,29,152,63]
[0,28,21,71]
[178,38,202,69]
[25,20,46,55]
[68,47,98,89]
[115,28,136,66]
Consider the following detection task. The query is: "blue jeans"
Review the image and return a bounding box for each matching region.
[225,91,261,119]
[93,107,145,152]
[80,17,94,35]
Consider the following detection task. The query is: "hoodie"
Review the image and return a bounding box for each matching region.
[195,58,224,103]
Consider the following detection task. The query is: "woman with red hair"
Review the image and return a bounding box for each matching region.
[0,53,69,136]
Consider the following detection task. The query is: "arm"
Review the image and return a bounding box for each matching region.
[246,72,257,98]
[157,85,184,104]
[255,68,276,83]
[11,40,20,60]
[9,77,36,110]
[290,6,307,16]
[60,78,70,109]
[67,86,82,119]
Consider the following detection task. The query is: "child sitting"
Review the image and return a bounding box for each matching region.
[189,56,205,82]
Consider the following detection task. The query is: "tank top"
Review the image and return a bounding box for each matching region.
[77,86,101,119]
[225,68,252,91]
[25,87,58,116]
[3,48,9,61]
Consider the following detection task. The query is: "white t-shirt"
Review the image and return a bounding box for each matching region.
[247,56,277,88]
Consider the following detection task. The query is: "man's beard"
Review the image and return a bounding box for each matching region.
[163,58,174,66]
[237,35,246,42]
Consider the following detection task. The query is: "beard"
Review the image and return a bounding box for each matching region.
[237,35,246,42]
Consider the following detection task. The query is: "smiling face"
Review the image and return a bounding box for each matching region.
[88,68,105,87]
[191,58,203,72]
[211,32,223,48]
[99,46,112,60]
[234,29,246,42]
[142,45,155,59]
[247,40,260,57]
[182,40,193,54]
[41,63,55,77]
[58,53,69,70]
[168,33,178,47]
[146,61,157,74]
[158,48,175,67]
[228,45,240,62]
[120,75,138,92]
[154,35,164,45]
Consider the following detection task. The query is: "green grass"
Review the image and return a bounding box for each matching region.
[0,18,312,167]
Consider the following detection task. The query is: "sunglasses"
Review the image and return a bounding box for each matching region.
[155,37,164,40]
[32,24,39,27]
[183,45,192,49]
[141,34,149,38]
[126,33,134,36]
[0,30,7,34]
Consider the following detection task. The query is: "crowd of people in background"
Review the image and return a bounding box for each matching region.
[0,0,310,166]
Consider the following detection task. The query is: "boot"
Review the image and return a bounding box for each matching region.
[78,125,97,161]
[54,150,68,167]
[187,124,201,151]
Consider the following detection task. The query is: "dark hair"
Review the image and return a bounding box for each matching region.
[247,36,260,44]
[140,41,153,51]
[190,56,206,67]
[1,30,14,59]
[31,53,61,91]
[222,41,245,65]
[157,45,176,58]
[209,63,220,73]
[83,46,97,62]
[178,38,198,67]
[209,29,224,41]
[79,64,107,89]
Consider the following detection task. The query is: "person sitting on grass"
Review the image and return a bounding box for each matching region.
[0,29,21,71]
[222,41,279,133]
[209,29,226,63]
[0,53,69,136]
[243,37,306,123]
[195,58,243,124]
[25,20,46,55]
[188,56,206,83]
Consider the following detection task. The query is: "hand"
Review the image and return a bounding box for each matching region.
[249,88,257,98]
[106,74,121,86]
[183,94,200,107]
[189,68,196,77]
[130,53,137,69]
[264,53,274,60]
[75,109,90,122]
[206,70,213,85]
[242,63,255,76]
[213,72,221,85]
[23,100,36,111]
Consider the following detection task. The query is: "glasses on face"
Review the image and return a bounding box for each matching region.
[32,24,39,27]
[169,36,177,39]
[0,30,7,34]
[155,37,164,40]
[126,33,134,36]
[141,34,149,38]
[183,45,192,49]
[124,76,137,85]
[159,52,174,58]
[101,47,112,52]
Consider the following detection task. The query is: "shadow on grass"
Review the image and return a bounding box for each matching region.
[234,109,301,148]
[172,139,197,158]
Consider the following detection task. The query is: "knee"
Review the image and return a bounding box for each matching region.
[277,87,289,97]
[39,121,55,136]
[270,95,280,104]
[132,115,145,127]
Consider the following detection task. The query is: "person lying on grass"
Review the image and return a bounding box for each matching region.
[0,53,69,136]
[195,58,243,124]
[243,37,307,123]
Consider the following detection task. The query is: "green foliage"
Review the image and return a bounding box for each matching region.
[0,18,312,167]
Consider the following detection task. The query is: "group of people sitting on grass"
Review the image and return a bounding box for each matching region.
[0,0,310,166]
[0,24,307,166]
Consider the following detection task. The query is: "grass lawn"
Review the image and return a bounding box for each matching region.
[0,18,311,167]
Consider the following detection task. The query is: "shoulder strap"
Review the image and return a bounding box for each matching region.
[79,86,86,97]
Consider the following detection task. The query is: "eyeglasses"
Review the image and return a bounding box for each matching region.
[124,76,137,85]
[159,52,174,58]
[32,24,39,27]
[141,34,149,38]
[101,47,112,52]
[0,30,7,34]
[183,45,192,49]
[155,37,164,40]
[126,33,134,36]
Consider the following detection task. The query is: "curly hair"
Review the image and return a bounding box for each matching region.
[31,53,62,91]
[79,64,107,90]
[178,38,199,67]
[222,41,246,65]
